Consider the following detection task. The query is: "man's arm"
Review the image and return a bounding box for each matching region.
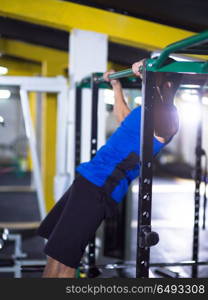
[103,60,144,124]
[104,59,179,144]
[103,71,130,123]
[112,80,131,123]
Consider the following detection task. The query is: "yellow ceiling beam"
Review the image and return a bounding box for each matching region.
[0,38,68,75]
[0,56,41,76]
[0,0,196,51]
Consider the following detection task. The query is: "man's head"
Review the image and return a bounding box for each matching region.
[153,71,182,141]
[132,58,182,142]
[155,71,182,104]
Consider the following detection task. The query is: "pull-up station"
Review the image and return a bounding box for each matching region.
[98,30,208,82]
[16,30,208,279]
[94,30,208,278]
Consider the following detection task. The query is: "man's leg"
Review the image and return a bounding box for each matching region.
[43,256,75,278]
[38,176,117,278]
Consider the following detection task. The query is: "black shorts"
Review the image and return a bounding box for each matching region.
[37,175,118,268]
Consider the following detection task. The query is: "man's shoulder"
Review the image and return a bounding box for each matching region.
[122,106,141,124]
[128,105,141,117]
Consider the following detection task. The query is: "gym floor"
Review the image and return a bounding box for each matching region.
[0,172,207,278]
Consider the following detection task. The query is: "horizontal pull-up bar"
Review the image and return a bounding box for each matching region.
[153,30,208,69]
[96,60,208,82]
[96,68,134,83]
[97,31,208,82]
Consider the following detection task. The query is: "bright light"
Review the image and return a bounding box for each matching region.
[151,51,204,62]
[179,102,201,125]
[104,89,114,105]
[134,96,142,105]
[177,90,201,125]
[181,84,200,89]
[202,97,208,105]
[0,116,4,124]
[181,93,199,102]
[0,66,8,75]
[180,89,199,102]
[132,183,194,194]
[0,90,11,99]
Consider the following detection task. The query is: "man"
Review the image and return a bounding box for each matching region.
[38,60,180,278]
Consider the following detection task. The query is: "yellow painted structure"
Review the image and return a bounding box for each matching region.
[0,0,196,51]
[41,92,57,212]
[27,92,37,170]
[0,57,41,76]
[41,61,59,212]
[0,38,68,74]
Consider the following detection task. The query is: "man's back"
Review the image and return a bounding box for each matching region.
[77,106,165,203]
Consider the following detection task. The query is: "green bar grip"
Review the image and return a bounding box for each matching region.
[96,68,133,82]
[202,62,208,72]
[153,30,208,69]
[96,65,144,82]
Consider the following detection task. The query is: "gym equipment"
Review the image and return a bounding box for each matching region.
[0,76,68,277]
[0,222,46,277]
[75,74,142,277]
[97,30,208,83]
[192,80,208,277]
[75,75,100,277]
[95,30,208,278]
[0,77,67,220]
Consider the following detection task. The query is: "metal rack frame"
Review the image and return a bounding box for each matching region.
[96,30,208,278]
[74,75,142,277]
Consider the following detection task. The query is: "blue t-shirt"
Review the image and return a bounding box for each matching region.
[77,106,166,203]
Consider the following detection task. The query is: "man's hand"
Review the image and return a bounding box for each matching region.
[103,70,121,88]
[132,59,145,79]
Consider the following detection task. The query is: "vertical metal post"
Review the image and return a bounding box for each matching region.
[56,88,68,175]
[87,74,99,276]
[20,89,46,220]
[136,70,157,278]
[74,86,82,173]
[54,88,70,202]
[192,93,203,278]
